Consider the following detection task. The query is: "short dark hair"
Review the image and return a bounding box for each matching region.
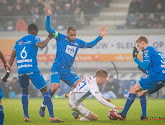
[28,24,38,34]
[67,26,76,32]
[136,36,148,44]
[96,70,108,78]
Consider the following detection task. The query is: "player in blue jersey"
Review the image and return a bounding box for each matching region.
[39,3,107,117]
[111,36,165,120]
[8,24,63,123]
[0,50,11,125]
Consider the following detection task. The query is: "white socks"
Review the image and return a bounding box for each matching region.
[79,117,90,121]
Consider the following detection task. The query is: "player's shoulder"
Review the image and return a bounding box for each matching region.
[86,76,96,84]
[144,46,154,53]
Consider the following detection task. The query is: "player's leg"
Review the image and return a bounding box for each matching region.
[120,82,142,119]
[71,103,98,121]
[19,74,30,122]
[39,69,60,117]
[29,71,63,122]
[138,90,148,120]
[0,86,4,125]
[61,68,80,98]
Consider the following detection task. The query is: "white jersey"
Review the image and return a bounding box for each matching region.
[69,76,115,109]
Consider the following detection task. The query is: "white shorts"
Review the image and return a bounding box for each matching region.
[69,93,90,117]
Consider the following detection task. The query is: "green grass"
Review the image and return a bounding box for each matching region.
[2,98,165,125]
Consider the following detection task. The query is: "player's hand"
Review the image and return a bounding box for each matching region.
[114,106,123,109]
[138,66,146,74]
[4,63,11,72]
[99,25,107,37]
[44,3,51,16]
[48,32,54,39]
[105,98,112,102]
[133,46,139,59]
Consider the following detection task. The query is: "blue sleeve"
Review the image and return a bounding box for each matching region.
[79,36,102,48]
[34,36,42,46]
[134,58,149,70]
[46,16,55,34]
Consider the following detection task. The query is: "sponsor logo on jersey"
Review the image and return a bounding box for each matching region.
[23,41,31,45]
[19,40,23,46]
[65,45,77,57]
[17,59,32,63]
[18,64,32,69]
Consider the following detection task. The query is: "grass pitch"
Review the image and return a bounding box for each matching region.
[2,98,165,125]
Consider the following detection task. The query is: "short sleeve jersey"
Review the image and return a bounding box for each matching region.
[13,34,41,74]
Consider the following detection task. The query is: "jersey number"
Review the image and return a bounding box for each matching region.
[21,47,27,59]
[79,79,86,90]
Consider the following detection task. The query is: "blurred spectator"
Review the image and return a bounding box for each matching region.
[15,17,28,31]
[158,14,165,28]
[34,0,44,15]
[136,13,146,28]
[73,6,84,29]
[101,75,119,98]
[128,0,142,14]
[154,2,164,19]
[126,14,137,29]
[146,13,159,28]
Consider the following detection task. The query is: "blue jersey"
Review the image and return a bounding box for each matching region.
[53,32,89,68]
[46,16,102,68]
[143,46,165,78]
[14,34,41,74]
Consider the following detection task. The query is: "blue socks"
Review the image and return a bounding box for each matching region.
[43,92,54,118]
[139,95,147,117]
[0,105,4,125]
[43,89,54,105]
[22,92,29,118]
[121,93,136,118]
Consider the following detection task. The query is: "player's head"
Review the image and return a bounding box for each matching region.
[28,24,38,35]
[136,36,148,52]
[95,70,108,86]
[66,26,76,42]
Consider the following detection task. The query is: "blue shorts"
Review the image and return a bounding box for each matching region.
[50,65,79,87]
[0,85,4,100]
[139,75,164,94]
[19,69,47,90]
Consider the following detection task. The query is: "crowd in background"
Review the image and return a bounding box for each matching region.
[126,0,165,29]
[0,0,110,31]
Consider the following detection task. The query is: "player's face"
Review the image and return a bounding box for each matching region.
[98,77,107,86]
[67,30,76,43]
[136,41,145,52]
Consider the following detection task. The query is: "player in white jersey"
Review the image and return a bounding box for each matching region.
[69,70,123,121]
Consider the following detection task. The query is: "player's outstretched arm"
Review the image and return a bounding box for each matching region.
[37,32,54,49]
[80,26,107,48]
[44,3,51,16]
[99,25,107,37]
[0,49,11,72]
[44,3,55,33]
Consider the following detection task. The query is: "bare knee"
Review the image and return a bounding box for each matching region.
[51,83,59,93]
[87,112,98,121]
[40,86,48,93]
[129,86,136,94]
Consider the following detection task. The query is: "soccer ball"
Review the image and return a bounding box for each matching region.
[107,109,119,120]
